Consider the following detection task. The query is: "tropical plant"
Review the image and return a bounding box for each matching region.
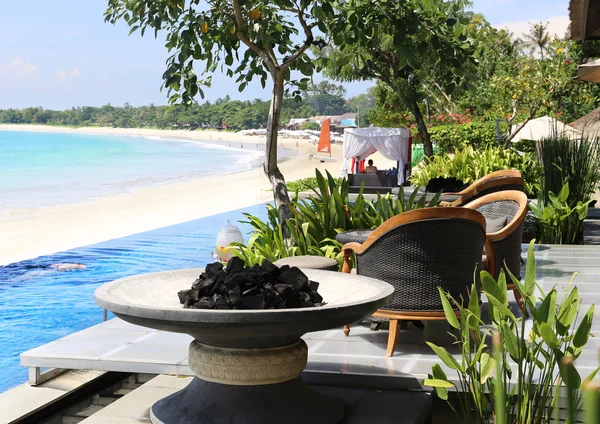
[536,134,600,208]
[425,241,598,424]
[529,182,592,245]
[409,145,540,197]
[523,22,551,60]
[232,170,441,268]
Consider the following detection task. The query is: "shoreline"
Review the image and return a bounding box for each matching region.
[0,125,355,266]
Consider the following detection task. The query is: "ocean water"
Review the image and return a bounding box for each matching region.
[0,203,268,394]
[0,131,264,210]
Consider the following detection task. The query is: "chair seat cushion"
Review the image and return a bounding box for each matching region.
[486,216,508,233]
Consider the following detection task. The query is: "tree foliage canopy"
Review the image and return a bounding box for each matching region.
[320,0,477,156]
[104,0,332,104]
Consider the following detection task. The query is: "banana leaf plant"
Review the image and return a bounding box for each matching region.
[425,241,599,424]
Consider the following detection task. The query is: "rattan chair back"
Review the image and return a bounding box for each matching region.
[451,170,524,207]
[350,208,486,312]
[463,190,528,280]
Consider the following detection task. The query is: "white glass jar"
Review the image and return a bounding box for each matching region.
[215,220,244,262]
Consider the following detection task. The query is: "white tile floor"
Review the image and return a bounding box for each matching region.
[20,244,600,389]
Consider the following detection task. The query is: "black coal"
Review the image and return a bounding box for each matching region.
[178,257,325,310]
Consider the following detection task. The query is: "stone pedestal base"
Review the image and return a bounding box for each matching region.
[150,376,345,424]
[150,339,344,424]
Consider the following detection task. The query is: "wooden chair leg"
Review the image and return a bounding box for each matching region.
[513,288,529,317]
[343,324,350,337]
[386,320,400,357]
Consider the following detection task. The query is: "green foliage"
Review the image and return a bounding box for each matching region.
[425,241,598,424]
[104,0,332,105]
[298,121,320,131]
[409,145,540,197]
[424,121,501,153]
[531,135,600,244]
[537,135,600,207]
[232,170,441,268]
[0,91,351,130]
[322,0,477,157]
[529,183,592,244]
[286,176,341,193]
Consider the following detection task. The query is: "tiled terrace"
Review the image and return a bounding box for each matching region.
[20,244,600,389]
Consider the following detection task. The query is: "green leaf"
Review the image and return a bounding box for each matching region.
[524,240,536,296]
[467,284,481,329]
[572,304,594,349]
[539,322,560,349]
[424,378,454,388]
[438,287,460,329]
[481,271,507,306]
[430,364,449,400]
[479,352,496,384]
[581,366,600,389]
[558,182,569,203]
[557,288,579,336]
[558,354,581,390]
[426,342,463,371]
[486,293,516,323]
[499,321,520,360]
[535,289,557,327]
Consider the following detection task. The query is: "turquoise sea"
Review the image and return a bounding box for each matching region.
[0,130,264,211]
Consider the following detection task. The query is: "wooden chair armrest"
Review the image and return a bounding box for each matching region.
[484,239,496,278]
[341,245,360,273]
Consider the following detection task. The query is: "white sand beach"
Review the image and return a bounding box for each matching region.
[0,124,397,266]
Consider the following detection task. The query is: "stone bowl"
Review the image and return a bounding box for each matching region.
[95,267,394,349]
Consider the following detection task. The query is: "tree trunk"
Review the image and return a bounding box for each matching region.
[265,69,292,240]
[410,98,433,158]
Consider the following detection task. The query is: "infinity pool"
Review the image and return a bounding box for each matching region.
[0,204,267,393]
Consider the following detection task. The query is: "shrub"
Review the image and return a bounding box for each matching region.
[287,176,341,193]
[529,182,592,244]
[409,145,541,198]
[232,170,441,268]
[536,135,600,207]
[425,242,598,424]
[299,121,320,131]
[412,121,500,153]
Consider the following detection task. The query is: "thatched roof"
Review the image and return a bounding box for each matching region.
[569,0,600,40]
[569,106,600,135]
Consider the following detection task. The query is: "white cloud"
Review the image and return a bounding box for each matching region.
[495,15,570,39]
[0,58,40,87]
[51,68,82,84]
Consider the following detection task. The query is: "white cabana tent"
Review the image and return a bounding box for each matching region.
[341,127,411,183]
[510,116,581,142]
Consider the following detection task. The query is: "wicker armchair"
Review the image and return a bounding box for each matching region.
[341,208,487,357]
[440,169,524,207]
[463,190,528,312]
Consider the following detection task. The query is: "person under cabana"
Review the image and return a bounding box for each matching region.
[364,159,378,174]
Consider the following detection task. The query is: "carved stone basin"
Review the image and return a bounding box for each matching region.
[95,268,394,424]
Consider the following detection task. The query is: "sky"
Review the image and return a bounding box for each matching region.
[0,0,573,110]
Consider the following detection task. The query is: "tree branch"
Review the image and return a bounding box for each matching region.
[431,80,457,111]
[281,8,315,70]
[232,0,275,73]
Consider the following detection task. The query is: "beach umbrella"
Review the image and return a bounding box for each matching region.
[511,116,581,142]
[577,58,600,82]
